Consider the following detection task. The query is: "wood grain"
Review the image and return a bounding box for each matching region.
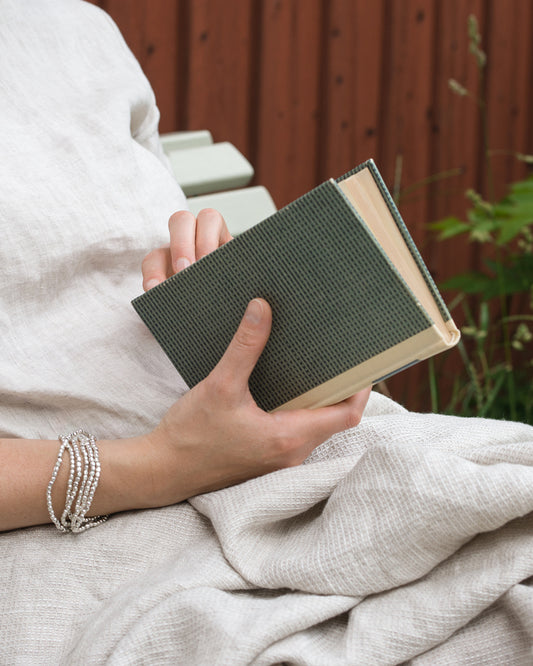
[254,0,323,207]
[85,0,533,410]
[320,0,385,180]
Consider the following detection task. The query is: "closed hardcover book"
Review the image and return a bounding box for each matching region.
[132,160,460,412]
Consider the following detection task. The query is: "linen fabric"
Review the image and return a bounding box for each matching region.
[0,0,188,442]
[2,394,533,664]
[1,2,533,664]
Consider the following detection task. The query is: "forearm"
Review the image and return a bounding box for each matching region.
[0,299,371,533]
[0,436,153,532]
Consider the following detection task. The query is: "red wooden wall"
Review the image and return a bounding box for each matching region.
[90,0,533,411]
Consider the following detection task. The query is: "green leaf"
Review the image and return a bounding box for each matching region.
[493,177,533,243]
[501,255,533,290]
[467,208,494,225]
[440,271,494,295]
[509,177,533,195]
[429,216,471,239]
[441,255,533,299]
[497,212,533,244]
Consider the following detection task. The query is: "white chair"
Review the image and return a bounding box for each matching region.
[160,131,277,235]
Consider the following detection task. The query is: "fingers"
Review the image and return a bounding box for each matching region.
[307,387,371,439]
[142,246,172,291]
[142,208,233,290]
[273,386,372,460]
[195,208,232,260]
[211,299,272,398]
[168,210,196,273]
[168,208,232,275]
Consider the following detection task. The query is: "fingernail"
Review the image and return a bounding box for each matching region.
[244,299,263,326]
[146,278,160,290]
[174,257,190,272]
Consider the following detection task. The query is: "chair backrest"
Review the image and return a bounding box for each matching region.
[160,131,277,235]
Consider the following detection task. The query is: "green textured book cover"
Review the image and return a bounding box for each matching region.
[132,160,458,412]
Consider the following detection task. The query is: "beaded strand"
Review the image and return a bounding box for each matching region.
[46,430,108,533]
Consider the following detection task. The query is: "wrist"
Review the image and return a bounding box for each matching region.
[90,434,160,515]
[141,427,190,508]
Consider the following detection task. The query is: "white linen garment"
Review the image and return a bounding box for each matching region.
[0,0,188,441]
[1,2,533,665]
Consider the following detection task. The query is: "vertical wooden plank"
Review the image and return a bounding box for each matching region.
[254,0,323,207]
[408,0,486,412]
[140,1,182,133]
[99,0,184,132]
[378,0,436,241]
[376,1,437,409]
[320,0,386,180]
[74,0,533,413]
[99,0,145,58]
[528,5,533,165]
[97,1,182,133]
[428,0,485,282]
[485,0,533,199]
[184,0,254,156]
[479,0,533,401]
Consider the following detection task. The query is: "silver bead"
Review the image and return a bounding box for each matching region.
[47,430,108,533]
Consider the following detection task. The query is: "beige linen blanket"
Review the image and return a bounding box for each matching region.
[2,392,533,665]
[4,5,530,662]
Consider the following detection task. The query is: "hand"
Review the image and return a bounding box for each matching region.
[0,300,371,530]
[142,208,233,290]
[143,298,372,507]
[0,288,370,530]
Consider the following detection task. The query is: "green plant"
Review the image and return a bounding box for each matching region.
[429,16,533,423]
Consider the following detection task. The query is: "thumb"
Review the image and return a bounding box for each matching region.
[214,298,272,392]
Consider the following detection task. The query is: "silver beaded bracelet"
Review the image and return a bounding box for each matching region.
[47,429,108,533]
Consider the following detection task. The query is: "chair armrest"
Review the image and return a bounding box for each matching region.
[187,186,277,235]
[165,142,254,196]
[160,130,213,151]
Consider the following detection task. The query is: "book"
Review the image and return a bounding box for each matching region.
[132,159,460,412]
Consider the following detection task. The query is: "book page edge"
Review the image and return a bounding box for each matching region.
[272,324,459,412]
